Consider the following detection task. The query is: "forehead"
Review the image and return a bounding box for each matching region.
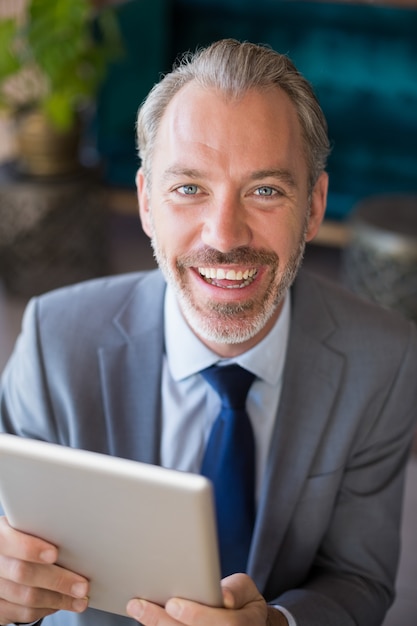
[152,82,308,178]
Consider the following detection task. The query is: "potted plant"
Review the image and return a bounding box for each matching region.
[0,0,122,176]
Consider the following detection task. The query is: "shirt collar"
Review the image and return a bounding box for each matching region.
[164,284,291,386]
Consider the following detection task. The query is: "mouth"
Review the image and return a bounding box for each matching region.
[198,267,258,288]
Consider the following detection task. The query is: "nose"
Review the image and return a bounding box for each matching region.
[201,193,251,252]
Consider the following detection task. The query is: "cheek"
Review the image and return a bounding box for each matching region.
[256,214,304,258]
[155,204,202,248]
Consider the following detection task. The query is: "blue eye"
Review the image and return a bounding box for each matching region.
[255,186,275,197]
[178,184,199,195]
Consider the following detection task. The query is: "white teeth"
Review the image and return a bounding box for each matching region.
[198,267,257,286]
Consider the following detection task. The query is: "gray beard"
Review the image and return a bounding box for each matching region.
[150,235,306,345]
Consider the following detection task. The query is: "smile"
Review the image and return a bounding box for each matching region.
[198,267,258,288]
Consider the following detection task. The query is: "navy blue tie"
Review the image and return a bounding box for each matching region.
[200,364,256,577]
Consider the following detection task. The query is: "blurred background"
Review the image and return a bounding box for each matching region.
[0,1,416,624]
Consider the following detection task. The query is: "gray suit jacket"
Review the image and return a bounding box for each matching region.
[1,269,417,626]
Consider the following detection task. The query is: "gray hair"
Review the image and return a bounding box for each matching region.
[136,38,331,190]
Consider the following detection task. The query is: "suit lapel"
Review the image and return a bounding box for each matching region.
[98,271,166,464]
[248,272,345,592]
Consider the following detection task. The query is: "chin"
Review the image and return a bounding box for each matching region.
[179,295,280,346]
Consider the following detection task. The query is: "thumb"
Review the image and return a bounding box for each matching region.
[221,573,262,609]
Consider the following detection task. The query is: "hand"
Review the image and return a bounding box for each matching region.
[0,517,89,625]
[127,573,288,626]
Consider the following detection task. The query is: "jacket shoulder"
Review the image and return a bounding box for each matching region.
[35,270,163,318]
[293,269,415,340]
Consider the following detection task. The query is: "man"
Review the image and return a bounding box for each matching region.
[0,39,416,626]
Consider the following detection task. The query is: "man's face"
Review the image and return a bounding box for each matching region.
[137,83,328,357]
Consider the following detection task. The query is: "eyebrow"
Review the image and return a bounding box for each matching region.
[249,169,298,190]
[162,167,202,183]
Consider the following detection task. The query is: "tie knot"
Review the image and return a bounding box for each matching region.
[201,364,255,410]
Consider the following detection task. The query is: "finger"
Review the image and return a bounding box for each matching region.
[0,596,88,625]
[221,573,263,609]
[163,575,266,626]
[0,577,89,626]
[0,517,57,564]
[0,595,59,626]
[164,597,230,626]
[127,598,181,626]
[0,555,89,600]
[0,577,89,613]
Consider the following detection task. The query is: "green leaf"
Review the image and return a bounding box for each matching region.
[42,91,76,131]
[0,20,22,81]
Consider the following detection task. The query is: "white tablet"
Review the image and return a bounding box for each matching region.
[0,434,222,616]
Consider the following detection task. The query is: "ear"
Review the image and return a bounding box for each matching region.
[136,168,152,238]
[305,171,329,242]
